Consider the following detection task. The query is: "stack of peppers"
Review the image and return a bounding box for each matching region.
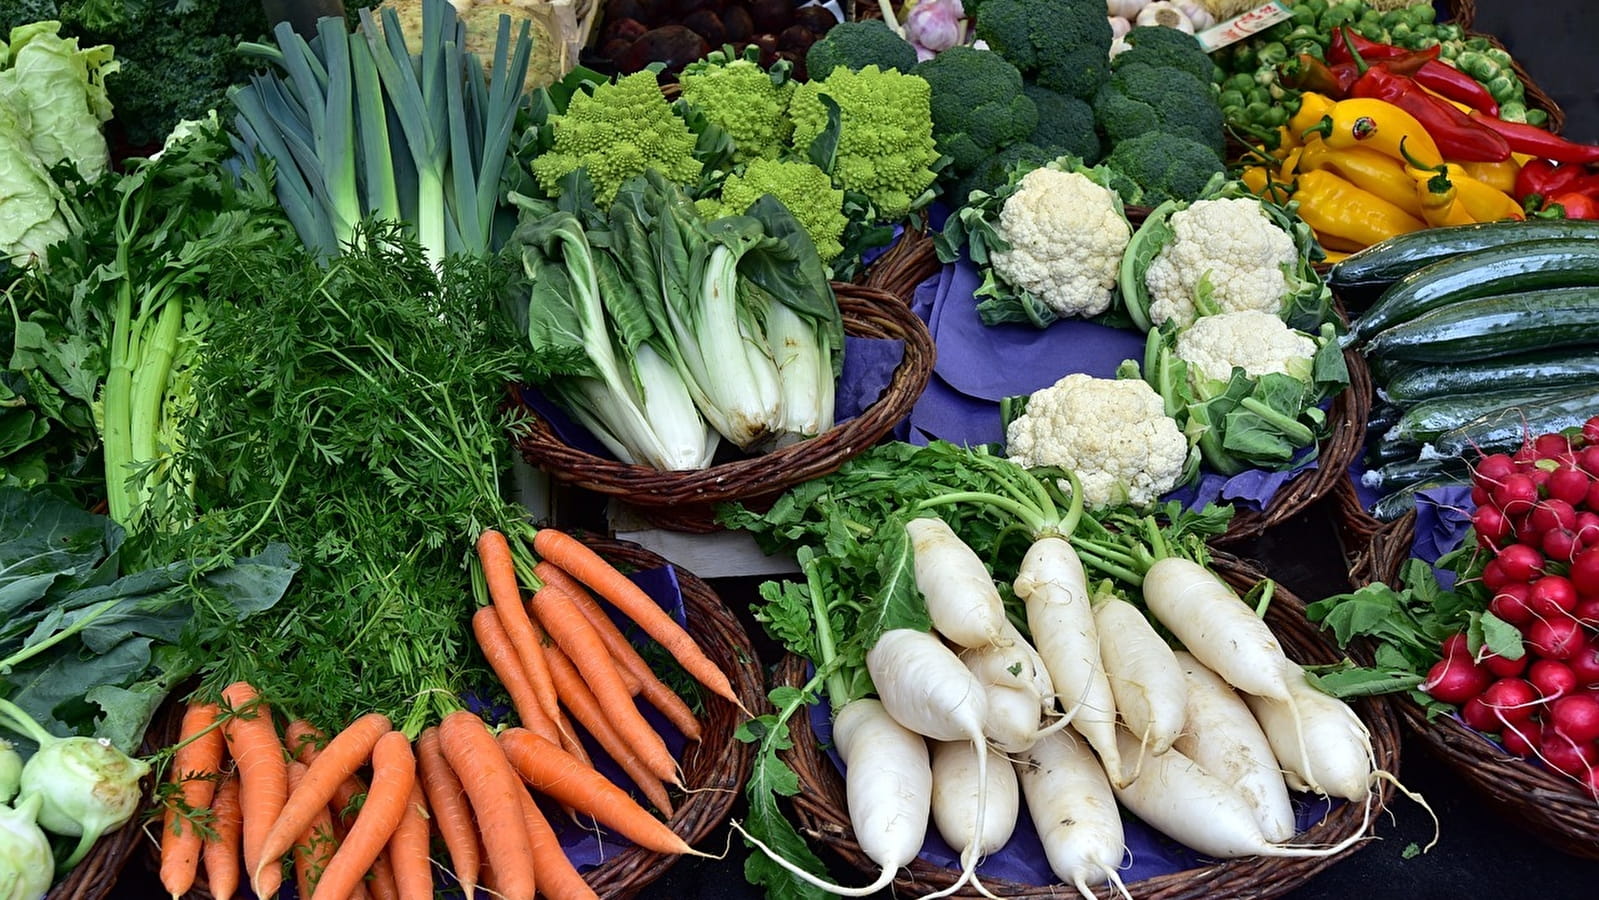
[1243,29,1599,255]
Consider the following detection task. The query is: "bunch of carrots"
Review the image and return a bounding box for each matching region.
[154,526,744,900]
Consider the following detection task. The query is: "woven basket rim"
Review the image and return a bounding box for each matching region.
[141,536,766,898]
[774,553,1403,899]
[512,281,935,515]
[1365,511,1599,860]
[45,789,148,900]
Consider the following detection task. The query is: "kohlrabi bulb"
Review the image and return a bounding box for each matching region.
[0,794,55,900]
[0,741,20,805]
[19,735,149,840]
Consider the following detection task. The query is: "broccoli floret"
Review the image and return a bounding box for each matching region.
[530,71,703,205]
[1105,132,1225,208]
[804,19,919,80]
[1021,83,1100,165]
[1093,63,1225,157]
[679,49,795,163]
[1112,25,1214,85]
[912,47,1037,176]
[974,0,1112,100]
[789,65,941,221]
[698,159,848,262]
[951,141,1055,206]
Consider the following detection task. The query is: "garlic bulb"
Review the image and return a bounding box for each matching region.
[1107,0,1151,19]
[1109,36,1133,60]
[1136,1,1196,33]
[1108,15,1133,39]
[1174,0,1216,29]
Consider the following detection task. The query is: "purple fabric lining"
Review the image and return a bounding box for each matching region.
[904,259,1316,511]
[1408,485,1476,590]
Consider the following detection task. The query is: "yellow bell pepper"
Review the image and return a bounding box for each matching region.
[1303,97,1445,169]
[1452,158,1521,195]
[1294,169,1428,249]
[1299,136,1424,218]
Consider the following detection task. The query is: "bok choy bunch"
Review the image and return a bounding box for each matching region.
[505,170,843,469]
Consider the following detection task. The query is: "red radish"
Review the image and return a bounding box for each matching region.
[1576,444,1599,477]
[1550,695,1599,743]
[1474,506,1512,549]
[1572,548,1599,595]
[1480,678,1538,725]
[1583,415,1599,445]
[1543,527,1579,562]
[1527,467,1553,494]
[1477,649,1527,678]
[1489,583,1534,627]
[1496,543,1545,582]
[1587,480,1599,512]
[1439,632,1471,661]
[1460,696,1500,733]
[1576,598,1599,627]
[1535,432,1573,460]
[1539,729,1598,778]
[1475,452,1517,485]
[1530,498,1578,535]
[1500,720,1541,758]
[1526,618,1585,660]
[1547,468,1591,507]
[1423,656,1492,705]
[1526,575,1578,618]
[1492,473,1540,517]
[1572,512,1599,547]
[1567,641,1599,687]
[1529,659,1579,699]
[1584,766,1599,800]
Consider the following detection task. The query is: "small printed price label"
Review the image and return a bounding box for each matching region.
[1196,1,1295,52]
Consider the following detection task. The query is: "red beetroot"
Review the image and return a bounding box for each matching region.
[1526,617,1586,660]
[1550,694,1599,743]
[1529,659,1579,699]
[1424,656,1493,705]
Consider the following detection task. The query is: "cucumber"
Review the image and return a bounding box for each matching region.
[1362,287,1599,362]
[1327,220,1599,307]
[1366,402,1404,439]
[1431,386,1599,459]
[1393,386,1580,443]
[1349,239,1599,343]
[1384,348,1599,404]
[1372,478,1468,522]
[1365,437,1423,467]
[1361,456,1468,496]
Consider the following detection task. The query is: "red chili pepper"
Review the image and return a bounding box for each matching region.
[1339,29,1512,162]
[1285,54,1358,96]
[1327,30,1424,65]
[1544,192,1599,220]
[1413,60,1500,117]
[1469,112,1599,165]
[1514,159,1587,202]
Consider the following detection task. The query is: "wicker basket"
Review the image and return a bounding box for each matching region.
[513,284,935,533]
[773,552,1401,898]
[1364,512,1599,860]
[142,537,766,898]
[45,811,147,900]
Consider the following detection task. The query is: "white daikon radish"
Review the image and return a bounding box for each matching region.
[930,741,1019,860]
[1015,730,1130,900]
[1093,595,1187,759]
[1172,651,1296,842]
[960,620,1066,753]
[1013,537,1124,785]
[1141,557,1299,702]
[906,516,1008,649]
[1244,662,1375,801]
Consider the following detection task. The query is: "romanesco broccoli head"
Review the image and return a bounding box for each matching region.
[804,19,919,80]
[1093,63,1225,158]
[697,159,848,263]
[912,46,1037,175]
[529,71,702,204]
[789,65,941,221]
[679,54,795,163]
[974,0,1112,100]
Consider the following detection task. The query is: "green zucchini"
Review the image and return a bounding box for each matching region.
[1362,287,1599,362]
[1365,437,1424,467]
[1362,456,1469,493]
[1367,403,1404,440]
[1383,348,1599,404]
[1372,477,1468,522]
[1432,386,1599,459]
[1349,239,1599,343]
[1393,386,1579,443]
[1328,220,1599,307]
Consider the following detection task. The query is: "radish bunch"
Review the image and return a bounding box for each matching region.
[1422,416,1599,796]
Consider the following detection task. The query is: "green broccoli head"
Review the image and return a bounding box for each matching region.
[789,65,941,221]
[804,19,919,80]
[698,159,848,262]
[679,52,796,163]
[1105,131,1225,208]
[950,141,1056,207]
[1112,25,1215,85]
[1093,63,1225,157]
[530,71,703,205]
[1021,83,1100,165]
[974,0,1112,100]
[912,47,1038,176]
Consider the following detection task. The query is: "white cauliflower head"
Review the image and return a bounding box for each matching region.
[1005,373,1190,510]
[990,168,1132,319]
[1174,309,1319,388]
[1144,197,1297,329]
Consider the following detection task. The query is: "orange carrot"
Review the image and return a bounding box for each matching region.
[516,789,600,900]
[255,712,393,894]
[219,682,289,900]
[366,851,402,900]
[531,583,678,786]
[497,727,692,856]
[312,731,415,900]
[317,775,373,900]
[478,529,563,726]
[555,706,592,769]
[543,643,674,818]
[388,778,432,900]
[533,528,739,706]
[536,561,702,741]
[472,605,561,747]
[416,727,480,900]
[283,719,326,764]
[160,700,226,898]
[286,761,338,900]
[437,711,537,900]
[202,772,242,900]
